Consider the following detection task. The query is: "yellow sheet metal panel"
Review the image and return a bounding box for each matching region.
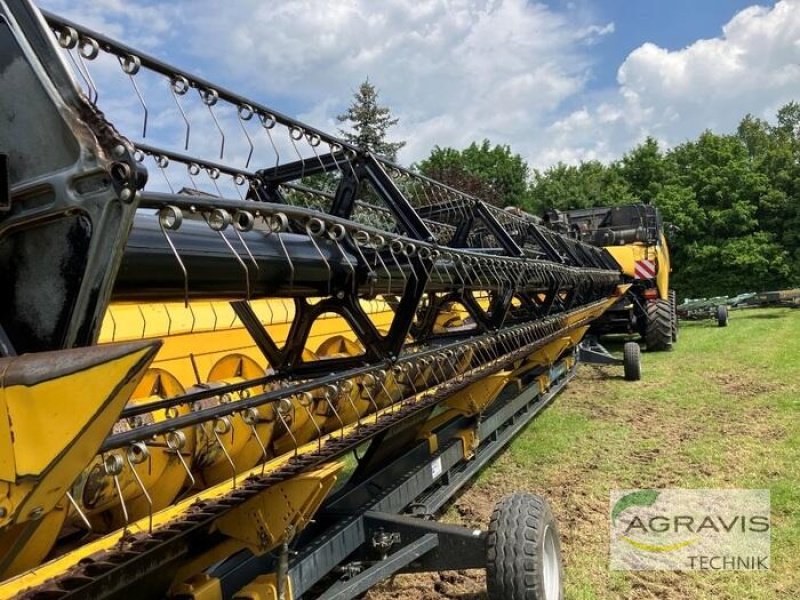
[605,244,648,278]
[442,372,512,416]
[101,299,394,345]
[562,292,624,327]
[0,400,14,483]
[171,575,223,600]
[215,463,341,555]
[456,428,479,460]
[154,329,264,388]
[606,238,670,301]
[0,344,157,480]
[656,232,671,300]
[6,350,152,477]
[0,504,67,580]
[233,574,290,600]
[99,299,397,389]
[0,341,159,558]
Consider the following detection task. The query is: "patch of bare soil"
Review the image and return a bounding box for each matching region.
[365,570,487,600]
[450,481,501,528]
[622,570,713,600]
[707,371,780,398]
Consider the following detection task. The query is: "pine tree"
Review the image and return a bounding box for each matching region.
[337,79,406,161]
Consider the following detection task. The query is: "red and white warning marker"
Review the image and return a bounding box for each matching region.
[634,259,657,280]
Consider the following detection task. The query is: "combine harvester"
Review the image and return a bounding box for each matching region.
[0,3,633,598]
[543,205,677,351]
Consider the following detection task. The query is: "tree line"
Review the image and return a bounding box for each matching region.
[337,80,800,298]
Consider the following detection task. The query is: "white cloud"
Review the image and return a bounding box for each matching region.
[174,0,610,167]
[542,0,800,167]
[621,1,800,128]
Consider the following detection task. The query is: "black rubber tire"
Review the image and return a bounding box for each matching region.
[623,342,642,381]
[669,289,679,342]
[717,304,729,327]
[486,493,564,600]
[645,299,673,351]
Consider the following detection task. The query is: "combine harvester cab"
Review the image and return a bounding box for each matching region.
[0,2,629,599]
[543,204,677,351]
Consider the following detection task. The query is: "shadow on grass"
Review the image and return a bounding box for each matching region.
[583,365,629,381]
[596,336,638,353]
[678,319,727,328]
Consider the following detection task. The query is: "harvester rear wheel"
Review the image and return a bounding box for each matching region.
[645,299,673,352]
[717,304,729,327]
[486,493,563,600]
[669,289,679,342]
[623,342,642,381]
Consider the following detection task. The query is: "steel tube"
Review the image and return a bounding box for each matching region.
[114,214,576,300]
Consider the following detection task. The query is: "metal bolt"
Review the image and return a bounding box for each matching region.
[28,506,43,520]
[0,507,7,518]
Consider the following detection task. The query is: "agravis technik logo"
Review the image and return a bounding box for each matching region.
[610,489,770,571]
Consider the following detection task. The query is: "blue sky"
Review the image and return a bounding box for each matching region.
[578,0,773,88]
[39,0,799,172]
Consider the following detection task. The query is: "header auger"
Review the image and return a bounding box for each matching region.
[1,2,627,598]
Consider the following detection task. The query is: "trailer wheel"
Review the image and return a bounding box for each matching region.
[645,299,673,351]
[486,493,563,600]
[623,342,641,381]
[669,289,679,342]
[716,304,729,327]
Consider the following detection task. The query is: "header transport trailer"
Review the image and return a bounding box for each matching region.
[543,204,677,351]
[0,2,632,599]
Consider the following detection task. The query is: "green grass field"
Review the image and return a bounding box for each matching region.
[368,307,800,600]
